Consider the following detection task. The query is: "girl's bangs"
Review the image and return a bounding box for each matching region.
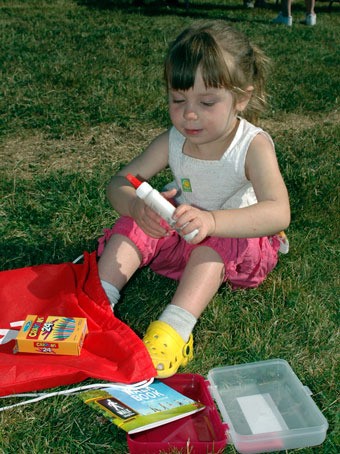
[165,33,233,91]
[165,46,199,90]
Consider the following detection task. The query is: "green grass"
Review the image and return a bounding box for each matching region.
[0,0,339,453]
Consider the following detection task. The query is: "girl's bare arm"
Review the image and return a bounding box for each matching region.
[211,133,290,238]
[106,130,170,217]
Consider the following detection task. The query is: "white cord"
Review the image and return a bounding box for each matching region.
[0,378,154,412]
[72,254,84,264]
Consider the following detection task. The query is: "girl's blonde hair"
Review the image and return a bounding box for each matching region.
[164,21,270,124]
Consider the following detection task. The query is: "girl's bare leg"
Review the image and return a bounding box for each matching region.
[147,246,225,376]
[98,234,142,291]
[169,246,225,318]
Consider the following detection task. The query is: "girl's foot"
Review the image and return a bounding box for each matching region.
[143,321,194,378]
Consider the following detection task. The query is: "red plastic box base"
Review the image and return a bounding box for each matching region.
[127,373,227,454]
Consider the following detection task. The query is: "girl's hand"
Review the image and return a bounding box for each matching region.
[173,204,216,244]
[129,197,170,238]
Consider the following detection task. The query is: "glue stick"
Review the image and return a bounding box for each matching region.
[126,174,198,242]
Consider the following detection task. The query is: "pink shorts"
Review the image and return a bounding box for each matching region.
[98,216,280,289]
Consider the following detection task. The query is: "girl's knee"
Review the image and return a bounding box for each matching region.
[190,246,226,283]
[191,245,224,262]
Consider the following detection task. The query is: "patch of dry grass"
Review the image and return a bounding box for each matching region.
[1,124,163,179]
[2,111,338,180]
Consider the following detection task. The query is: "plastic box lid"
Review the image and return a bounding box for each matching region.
[207,358,328,453]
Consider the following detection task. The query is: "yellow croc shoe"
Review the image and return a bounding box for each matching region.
[143,320,194,379]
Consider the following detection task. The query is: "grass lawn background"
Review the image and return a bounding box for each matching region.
[0,1,339,452]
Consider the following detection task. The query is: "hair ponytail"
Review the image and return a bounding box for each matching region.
[244,44,271,124]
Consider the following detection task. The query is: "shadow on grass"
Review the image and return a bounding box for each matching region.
[76,0,338,23]
[76,0,282,19]
[0,236,99,270]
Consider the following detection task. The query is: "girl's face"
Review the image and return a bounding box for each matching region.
[168,68,240,152]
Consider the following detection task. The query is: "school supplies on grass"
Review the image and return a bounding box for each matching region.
[80,379,205,434]
[15,315,88,356]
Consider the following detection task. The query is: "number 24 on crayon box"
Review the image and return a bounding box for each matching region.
[15,315,88,356]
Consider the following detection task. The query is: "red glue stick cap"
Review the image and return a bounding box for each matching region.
[126,173,142,189]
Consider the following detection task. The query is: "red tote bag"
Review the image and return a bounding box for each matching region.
[0,251,156,397]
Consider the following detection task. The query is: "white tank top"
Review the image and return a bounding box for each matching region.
[168,118,274,210]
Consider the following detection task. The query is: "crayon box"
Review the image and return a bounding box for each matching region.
[15,315,88,356]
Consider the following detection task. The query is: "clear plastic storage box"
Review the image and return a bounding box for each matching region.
[208,359,328,453]
[127,359,328,453]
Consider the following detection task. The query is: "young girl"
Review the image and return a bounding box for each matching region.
[98,21,290,378]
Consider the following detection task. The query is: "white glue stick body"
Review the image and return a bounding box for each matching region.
[126,174,198,242]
